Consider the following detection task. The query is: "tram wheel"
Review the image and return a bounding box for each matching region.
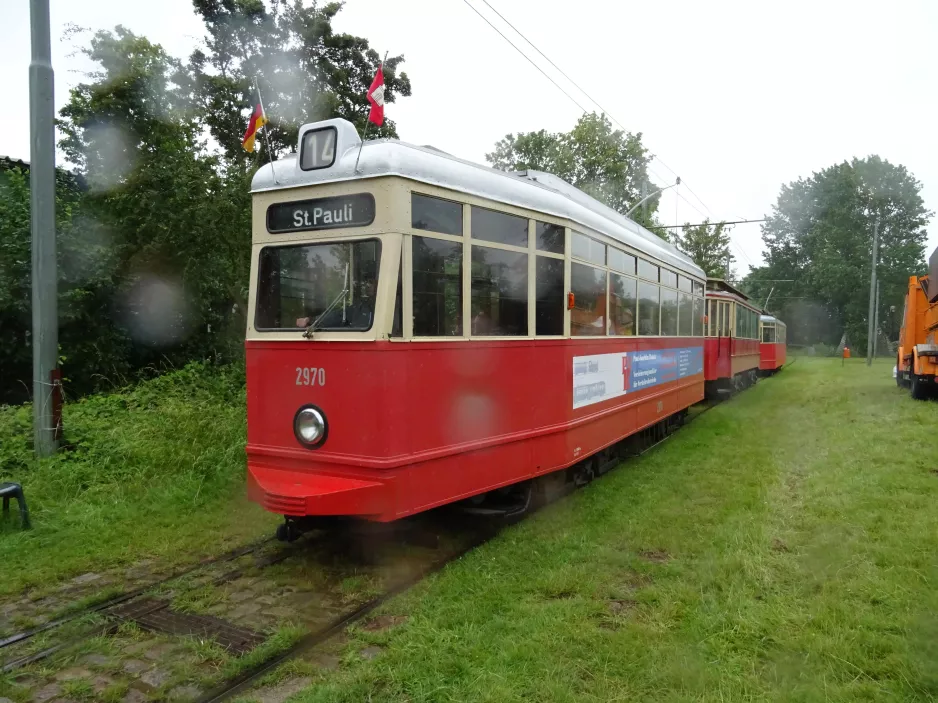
[276,520,302,543]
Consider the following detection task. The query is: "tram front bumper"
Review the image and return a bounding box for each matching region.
[247,464,386,518]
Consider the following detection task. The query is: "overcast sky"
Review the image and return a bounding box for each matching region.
[3,0,936,273]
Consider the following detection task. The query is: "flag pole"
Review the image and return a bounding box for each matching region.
[254,77,279,185]
[355,52,388,174]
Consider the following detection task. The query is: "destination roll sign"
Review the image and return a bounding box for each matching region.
[267,193,376,234]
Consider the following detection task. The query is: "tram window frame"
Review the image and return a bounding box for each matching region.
[412,235,464,337]
[660,288,679,336]
[660,269,678,289]
[570,262,607,337]
[693,281,704,297]
[299,126,337,171]
[638,281,660,336]
[692,296,704,336]
[535,221,565,254]
[471,205,528,248]
[638,258,659,282]
[255,238,381,332]
[607,248,636,275]
[412,193,463,236]
[535,255,564,335]
[678,276,692,293]
[470,245,529,336]
[571,232,606,266]
[609,272,637,336]
[678,292,693,336]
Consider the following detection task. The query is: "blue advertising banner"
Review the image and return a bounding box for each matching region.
[573,347,704,409]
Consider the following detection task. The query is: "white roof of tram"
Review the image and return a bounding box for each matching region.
[251,118,706,280]
[761,314,785,325]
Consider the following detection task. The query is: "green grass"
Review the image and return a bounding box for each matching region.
[0,362,275,596]
[291,358,938,702]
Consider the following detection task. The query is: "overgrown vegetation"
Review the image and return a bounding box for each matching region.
[294,359,938,701]
[0,361,273,595]
[0,1,411,403]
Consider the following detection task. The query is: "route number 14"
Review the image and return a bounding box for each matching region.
[296,367,326,386]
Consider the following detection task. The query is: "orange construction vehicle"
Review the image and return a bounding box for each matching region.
[896,245,938,399]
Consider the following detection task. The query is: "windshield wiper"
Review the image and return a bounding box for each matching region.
[303,264,349,339]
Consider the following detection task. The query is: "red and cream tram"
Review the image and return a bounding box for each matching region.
[703,279,762,396]
[245,118,708,531]
[758,314,787,374]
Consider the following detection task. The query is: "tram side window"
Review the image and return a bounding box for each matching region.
[609,273,636,335]
[693,297,704,336]
[572,232,606,265]
[660,288,678,336]
[471,246,528,336]
[536,256,564,335]
[608,248,636,275]
[735,305,743,338]
[536,222,565,254]
[678,276,692,293]
[472,206,528,248]
[678,292,693,336]
[693,281,704,297]
[413,236,463,336]
[763,324,775,343]
[661,269,678,289]
[638,281,660,335]
[638,259,659,282]
[412,194,463,236]
[571,263,606,336]
[255,240,381,331]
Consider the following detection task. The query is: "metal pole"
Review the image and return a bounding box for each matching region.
[29,0,58,456]
[873,279,880,359]
[641,180,648,224]
[626,176,680,217]
[866,218,879,367]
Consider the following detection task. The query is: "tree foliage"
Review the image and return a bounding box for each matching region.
[0,1,410,402]
[189,0,411,162]
[486,113,662,232]
[672,220,734,278]
[742,156,931,348]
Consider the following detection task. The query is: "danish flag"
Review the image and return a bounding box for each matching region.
[367,65,386,127]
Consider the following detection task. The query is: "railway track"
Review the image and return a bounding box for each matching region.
[0,395,734,703]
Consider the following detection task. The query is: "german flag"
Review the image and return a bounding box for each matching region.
[242,95,268,153]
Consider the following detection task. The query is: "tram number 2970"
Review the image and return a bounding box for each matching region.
[296,367,326,386]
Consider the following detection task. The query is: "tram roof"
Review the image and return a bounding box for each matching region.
[761,314,785,325]
[251,119,705,280]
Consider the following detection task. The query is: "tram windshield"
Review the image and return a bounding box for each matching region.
[255,240,381,331]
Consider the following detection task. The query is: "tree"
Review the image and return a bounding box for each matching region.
[743,156,931,349]
[672,220,734,278]
[486,113,661,231]
[188,0,412,163]
[1,0,414,402]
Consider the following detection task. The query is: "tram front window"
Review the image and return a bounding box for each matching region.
[256,240,381,331]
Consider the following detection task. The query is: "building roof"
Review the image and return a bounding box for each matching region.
[251,118,706,280]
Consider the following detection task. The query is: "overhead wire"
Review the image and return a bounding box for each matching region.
[477,0,716,216]
[462,0,761,267]
[458,0,589,114]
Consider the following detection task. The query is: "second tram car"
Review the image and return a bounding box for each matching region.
[758,314,787,374]
[702,279,762,396]
[245,118,708,530]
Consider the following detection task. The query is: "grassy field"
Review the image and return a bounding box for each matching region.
[289,358,938,702]
[0,362,274,596]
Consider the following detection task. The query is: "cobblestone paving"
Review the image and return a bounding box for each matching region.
[0,522,463,703]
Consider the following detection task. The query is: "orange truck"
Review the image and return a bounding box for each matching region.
[896,245,938,399]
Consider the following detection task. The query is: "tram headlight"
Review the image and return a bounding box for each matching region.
[293,406,327,448]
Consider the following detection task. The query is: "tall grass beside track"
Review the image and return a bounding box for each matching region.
[0,362,273,596]
[293,359,938,702]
